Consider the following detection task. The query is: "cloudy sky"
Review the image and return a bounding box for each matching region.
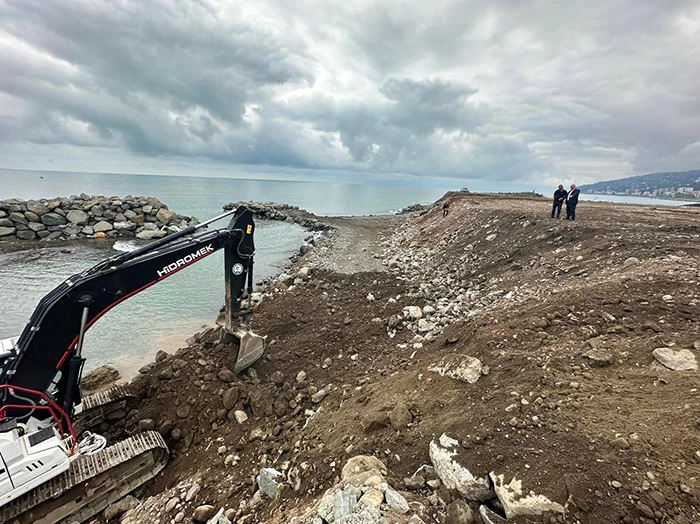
[1,0,699,185]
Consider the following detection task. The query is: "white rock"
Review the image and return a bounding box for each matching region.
[367,293,375,302]
[429,434,493,501]
[490,472,565,518]
[652,347,697,371]
[233,410,248,424]
[428,354,483,384]
[257,468,284,499]
[485,234,497,241]
[385,487,410,513]
[405,306,423,320]
[417,318,435,332]
[422,305,436,314]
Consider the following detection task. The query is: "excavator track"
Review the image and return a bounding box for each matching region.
[74,385,138,434]
[1,431,168,524]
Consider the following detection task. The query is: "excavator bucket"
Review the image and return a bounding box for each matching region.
[230,328,266,373]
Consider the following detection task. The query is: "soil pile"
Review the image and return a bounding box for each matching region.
[94,194,700,524]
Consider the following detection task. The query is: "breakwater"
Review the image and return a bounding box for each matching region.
[0,194,197,242]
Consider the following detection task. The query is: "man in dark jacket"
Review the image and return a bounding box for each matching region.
[565,184,580,220]
[551,185,567,219]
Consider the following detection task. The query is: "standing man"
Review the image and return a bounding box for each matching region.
[551,185,567,219]
[565,184,580,220]
[442,201,450,217]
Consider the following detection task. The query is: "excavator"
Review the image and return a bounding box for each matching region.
[0,206,265,523]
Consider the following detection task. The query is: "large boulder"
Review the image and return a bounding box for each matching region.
[114,221,138,231]
[652,347,697,371]
[256,468,284,499]
[136,229,166,240]
[93,221,114,233]
[66,209,88,225]
[156,207,176,223]
[9,212,28,225]
[341,455,388,480]
[490,472,565,519]
[41,212,67,226]
[429,434,493,501]
[26,201,50,216]
[0,227,16,237]
[16,230,37,240]
[27,222,46,232]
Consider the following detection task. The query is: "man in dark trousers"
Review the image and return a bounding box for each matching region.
[565,184,580,220]
[551,185,567,219]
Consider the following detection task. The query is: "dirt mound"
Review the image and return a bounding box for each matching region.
[94,194,700,524]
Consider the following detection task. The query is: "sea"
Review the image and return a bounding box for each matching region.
[0,169,456,376]
[0,168,693,377]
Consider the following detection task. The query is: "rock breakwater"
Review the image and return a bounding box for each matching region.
[223,201,332,232]
[0,194,197,242]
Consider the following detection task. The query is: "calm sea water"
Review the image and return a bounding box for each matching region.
[0,169,454,375]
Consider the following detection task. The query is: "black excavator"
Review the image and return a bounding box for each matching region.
[0,206,265,523]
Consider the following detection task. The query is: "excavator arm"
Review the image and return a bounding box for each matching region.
[0,206,259,417]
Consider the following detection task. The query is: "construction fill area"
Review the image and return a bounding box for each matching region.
[81,194,699,523]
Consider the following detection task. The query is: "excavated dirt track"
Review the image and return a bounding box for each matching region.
[93,194,700,524]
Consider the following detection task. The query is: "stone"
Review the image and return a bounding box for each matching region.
[429,434,493,501]
[103,496,139,521]
[490,472,565,519]
[385,487,409,513]
[334,488,356,519]
[41,212,67,226]
[93,220,114,233]
[66,209,88,225]
[311,388,328,403]
[445,499,475,524]
[358,488,384,508]
[623,256,640,267]
[185,483,201,502]
[26,201,50,216]
[341,456,388,480]
[271,370,285,386]
[233,410,248,423]
[193,505,216,522]
[652,347,697,371]
[114,221,138,231]
[222,388,239,410]
[428,354,483,384]
[0,226,16,237]
[583,348,613,367]
[16,229,36,240]
[158,366,174,380]
[404,475,425,490]
[81,226,94,235]
[418,318,435,332]
[174,512,185,522]
[361,411,390,432]
[296,370,307,383]
[24,211,40,222]
[27,222,46,232]
[217,368,236,383]
[176,404,191,418]
[138,419,155,431]
[9,212,28,224]
[165,497,179,512]
[405,306,423,320]
[136,229,167,240]
[256,468,284,499]
[142,205,153,214]
[611,437,630,449]
[156,207,176,223]
[81,365,120,391]
[389,402,413,430]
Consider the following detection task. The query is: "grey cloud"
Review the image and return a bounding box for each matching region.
[1,0,699,182]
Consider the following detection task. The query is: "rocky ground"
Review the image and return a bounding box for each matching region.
[85,193,700,524]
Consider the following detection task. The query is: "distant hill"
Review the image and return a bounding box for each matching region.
[579,169,700,200]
